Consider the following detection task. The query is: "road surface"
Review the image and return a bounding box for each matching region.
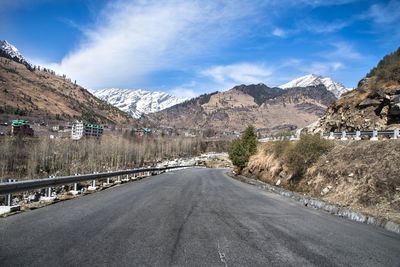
[1,168,400,266]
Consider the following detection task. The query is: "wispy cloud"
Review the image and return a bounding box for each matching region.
[321,42,362,60]
[364,0,400,24]
[169,81,198,99]
[47,0,265,89]
[305,61,344,76]
[301,20,349,34]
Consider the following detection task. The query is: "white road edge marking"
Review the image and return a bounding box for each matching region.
[217,241,228,267]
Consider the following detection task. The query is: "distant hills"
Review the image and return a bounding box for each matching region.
[140,83,337,132]
[2,39,364,133]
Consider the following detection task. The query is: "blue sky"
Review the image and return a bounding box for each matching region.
[1,0,399,98]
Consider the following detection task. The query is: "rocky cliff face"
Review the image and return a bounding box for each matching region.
[308,47,400,133]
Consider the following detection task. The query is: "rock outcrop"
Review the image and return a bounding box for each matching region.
[307,47,400,133]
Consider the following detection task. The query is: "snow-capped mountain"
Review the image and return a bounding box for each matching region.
[0,40,33,69]
[278,74,352,98]
[90,88,188,119]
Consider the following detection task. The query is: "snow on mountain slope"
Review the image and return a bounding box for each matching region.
[0,40,33,69]
[279,74,352,98]
[90,88,188,119]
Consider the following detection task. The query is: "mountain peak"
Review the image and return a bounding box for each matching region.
[0,40,33,69]
[278,74,352,98]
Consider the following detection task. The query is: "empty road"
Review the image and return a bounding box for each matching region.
[1,168,400,266]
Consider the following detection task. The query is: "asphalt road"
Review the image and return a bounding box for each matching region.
[1,168,400,267]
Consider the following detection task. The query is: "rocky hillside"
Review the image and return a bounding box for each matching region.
[0,56,134,125]
[141,83,336,132]
[90,88,187,119]
[308,47,400,133]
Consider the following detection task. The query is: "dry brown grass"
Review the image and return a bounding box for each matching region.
[244,139,400,223]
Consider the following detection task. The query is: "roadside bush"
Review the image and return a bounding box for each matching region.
[285,135,334,179]
[228,125,257,170]
[228,139,249,170]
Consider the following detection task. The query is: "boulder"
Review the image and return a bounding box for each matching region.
[358,98,382,107]
[389,94,400,115]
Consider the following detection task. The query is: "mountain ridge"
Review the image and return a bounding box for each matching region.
[141,83,336,132]
[90,88,188,119]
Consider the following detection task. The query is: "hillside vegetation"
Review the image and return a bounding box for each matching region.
[0,57,134,124]
[367,47,400,83]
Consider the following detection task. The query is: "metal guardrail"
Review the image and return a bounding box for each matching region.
[259,129,399,142]
[321,129,399,140]
[0,165,191,196]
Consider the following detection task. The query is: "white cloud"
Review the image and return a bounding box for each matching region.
[202,63,273,85]
[169,81,198,99]
[169,88,197,99]
[46,0,265,89]
[272,28,287,38]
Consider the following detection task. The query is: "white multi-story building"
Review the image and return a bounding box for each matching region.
[71,121,104,140]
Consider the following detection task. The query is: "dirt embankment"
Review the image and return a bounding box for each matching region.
[242,140,400,224]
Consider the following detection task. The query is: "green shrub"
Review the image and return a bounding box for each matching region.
[228,125,257,169]
[228,139,249,170]
[286,135,334,179]
[241,125,257,155]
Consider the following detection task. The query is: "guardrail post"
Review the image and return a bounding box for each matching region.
[47,187,52,197]
[394,129,399,139]
[6,179,12,206]
[328,132,334,140]
[117,175,121,182]
[371,130,378,141]
[354,131,361,140]
[92,180,96,187]
[46,176,53,197]
[340,131,347,140]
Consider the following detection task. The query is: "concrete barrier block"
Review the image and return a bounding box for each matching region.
[385,221,400,234]
[0,205,20,215]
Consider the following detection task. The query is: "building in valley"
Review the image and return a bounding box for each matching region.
[11,120,34,137]
[71,121,103,140]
